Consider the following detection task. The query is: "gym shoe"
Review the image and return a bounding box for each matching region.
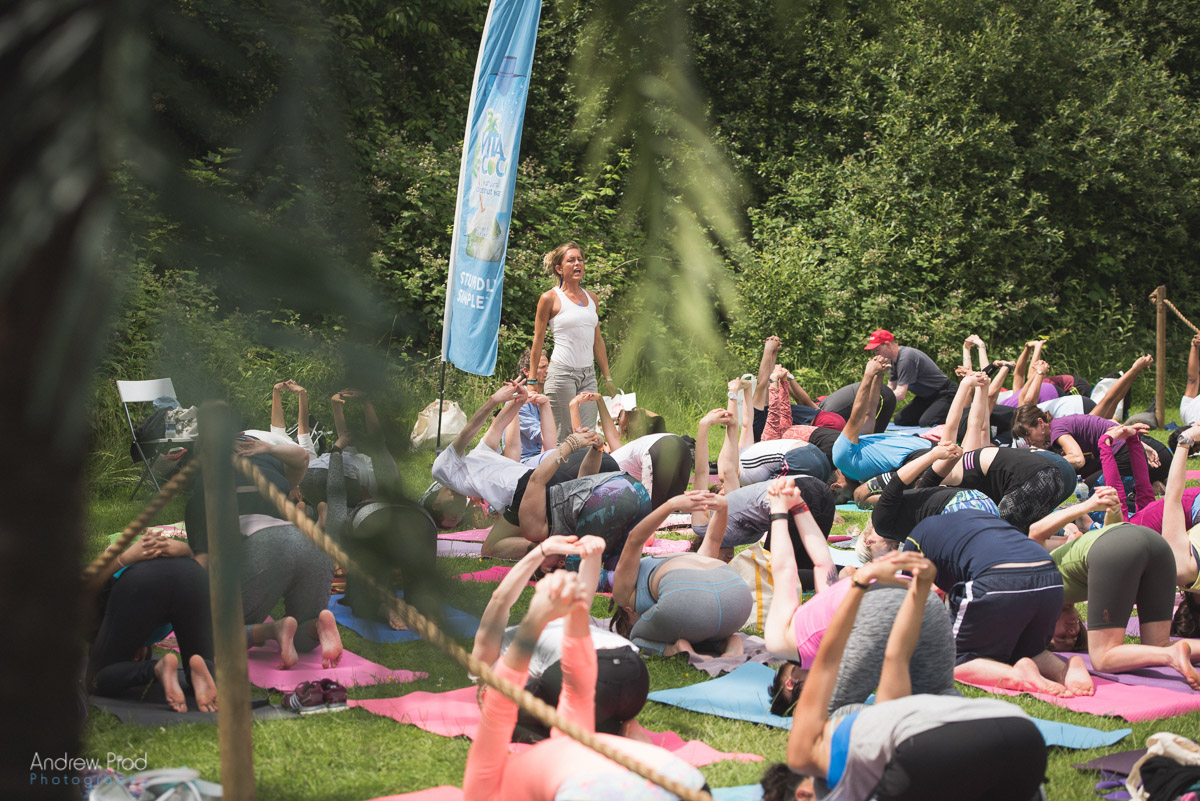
[282,681,327,715]
[318,678,348,712]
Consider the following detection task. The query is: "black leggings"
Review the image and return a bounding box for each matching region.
[89,558,214,697]
[1086,525,1177,630]
[873,717,1046,801]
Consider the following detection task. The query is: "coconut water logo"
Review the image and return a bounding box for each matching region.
[477,110,508,179]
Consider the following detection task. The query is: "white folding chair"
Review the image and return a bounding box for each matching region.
[117,378,192,499]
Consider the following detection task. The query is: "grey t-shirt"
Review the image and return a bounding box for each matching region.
[890,346,952,398]
[816,694,1033,801]
[693,483,772,548]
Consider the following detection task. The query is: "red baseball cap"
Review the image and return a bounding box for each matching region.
[864,329,895,350]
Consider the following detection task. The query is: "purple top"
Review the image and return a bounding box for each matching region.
[1049,414,1123,477]
[999,382,1059,407]
[1130,487,1200,533]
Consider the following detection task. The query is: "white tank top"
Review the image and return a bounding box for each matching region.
[548,286,599,368]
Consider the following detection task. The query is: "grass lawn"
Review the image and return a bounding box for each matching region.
[81,414,1200,801]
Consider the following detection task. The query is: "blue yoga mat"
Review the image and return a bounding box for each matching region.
[328,591,480,644]
[713,786,763,801]
[835,503,867,514]
[648,663,1132,749]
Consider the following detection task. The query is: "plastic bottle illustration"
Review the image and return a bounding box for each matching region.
[465,56,523,263]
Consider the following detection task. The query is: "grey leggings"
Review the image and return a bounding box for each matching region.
[1086,524,1176,630]
[543,362,597,445]
[241,524,334,652]
[829,584,959,713]
[630,565,752,654]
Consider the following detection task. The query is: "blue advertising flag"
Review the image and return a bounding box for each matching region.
[441,0,543,376]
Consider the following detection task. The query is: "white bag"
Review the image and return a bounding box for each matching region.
[730,542,774,632]
[1125,732,1200,801]
[409,400,467,449]
[603,389,637,419]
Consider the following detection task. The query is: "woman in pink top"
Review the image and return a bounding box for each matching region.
[528,242,616,444]
[464,555,707,801]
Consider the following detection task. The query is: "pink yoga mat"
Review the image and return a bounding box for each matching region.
[455,565,520,584]
[643,538,692,556]
[438,529,489,542]
[365,787,462,801]
[437,540,484,558]
[247,643,426,693]
[1058,652,1198,694]
[958,675,1200,722]
[352,687,763,765]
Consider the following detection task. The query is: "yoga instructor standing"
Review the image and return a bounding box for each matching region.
[528,241,615,443]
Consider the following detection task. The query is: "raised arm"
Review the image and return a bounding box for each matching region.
[695,492,729,560]
[470,535,580,667]
[937,373,981,452]
[235,438,309,489]
[1019,359,1049,406]
[1187,334,1200,400]
[987,361,1013,403]
[763,478,805,657]
[1163,425,1200,586]
[611,492,713,608]
[874,556,937,703]
[691,409,731,527]
[960,372,991,453]
[786,551,918,773]
[271,381,288,430]
[481,391,529,453]
[450,380,525,456]
[1012,341,1036,392]
[844,356,891,444]
[1028,488,1116,546]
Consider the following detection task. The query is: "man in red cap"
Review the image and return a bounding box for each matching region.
[865,329,957,427]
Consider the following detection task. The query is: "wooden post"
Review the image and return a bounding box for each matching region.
[1156,285,1167,430]
[198,402,256,801]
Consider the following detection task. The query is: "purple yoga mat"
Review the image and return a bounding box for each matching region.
[1057,652,1197,693]
[1072,748,1147,776]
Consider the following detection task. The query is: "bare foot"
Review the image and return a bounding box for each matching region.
[1064,655,1095,696]
[380,601,408,631]
[188,654,219,713]
[664,638,707,660]
[154,652,186,713]
[1167,641,1200,690]
[276,616,299,669]
[1006,657,1071,697]
[721,635,744,659]
[317,609,343,669]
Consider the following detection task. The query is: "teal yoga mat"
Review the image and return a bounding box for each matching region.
[328,592,480,644]
[648,663,1132,749]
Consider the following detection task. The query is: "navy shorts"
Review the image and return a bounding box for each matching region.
[948,562,1063,666]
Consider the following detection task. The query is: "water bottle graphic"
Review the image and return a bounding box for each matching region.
[466,56,523,263]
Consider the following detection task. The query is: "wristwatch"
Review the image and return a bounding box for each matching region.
[1179,434,1195,449]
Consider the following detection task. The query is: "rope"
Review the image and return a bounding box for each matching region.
[1151,290,1200,335]
[82,460,200,590]
[231,456,715,801]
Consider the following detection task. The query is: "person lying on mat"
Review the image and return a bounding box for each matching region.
[471,534,649,743]
[575,390,694,512]
[426,379,632,560]
[831,356,932,498]
[695,411,838,564]
[881,510,1094,697]
[295,388,396,507]
[760,551,1048,801]
[609,490,752,659]
[719,377,837,489]
[87,531,218,714]
[463,571,709,801]
[761,480,958,718]
[184,436,343,670]
[1049,486,1200,689]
